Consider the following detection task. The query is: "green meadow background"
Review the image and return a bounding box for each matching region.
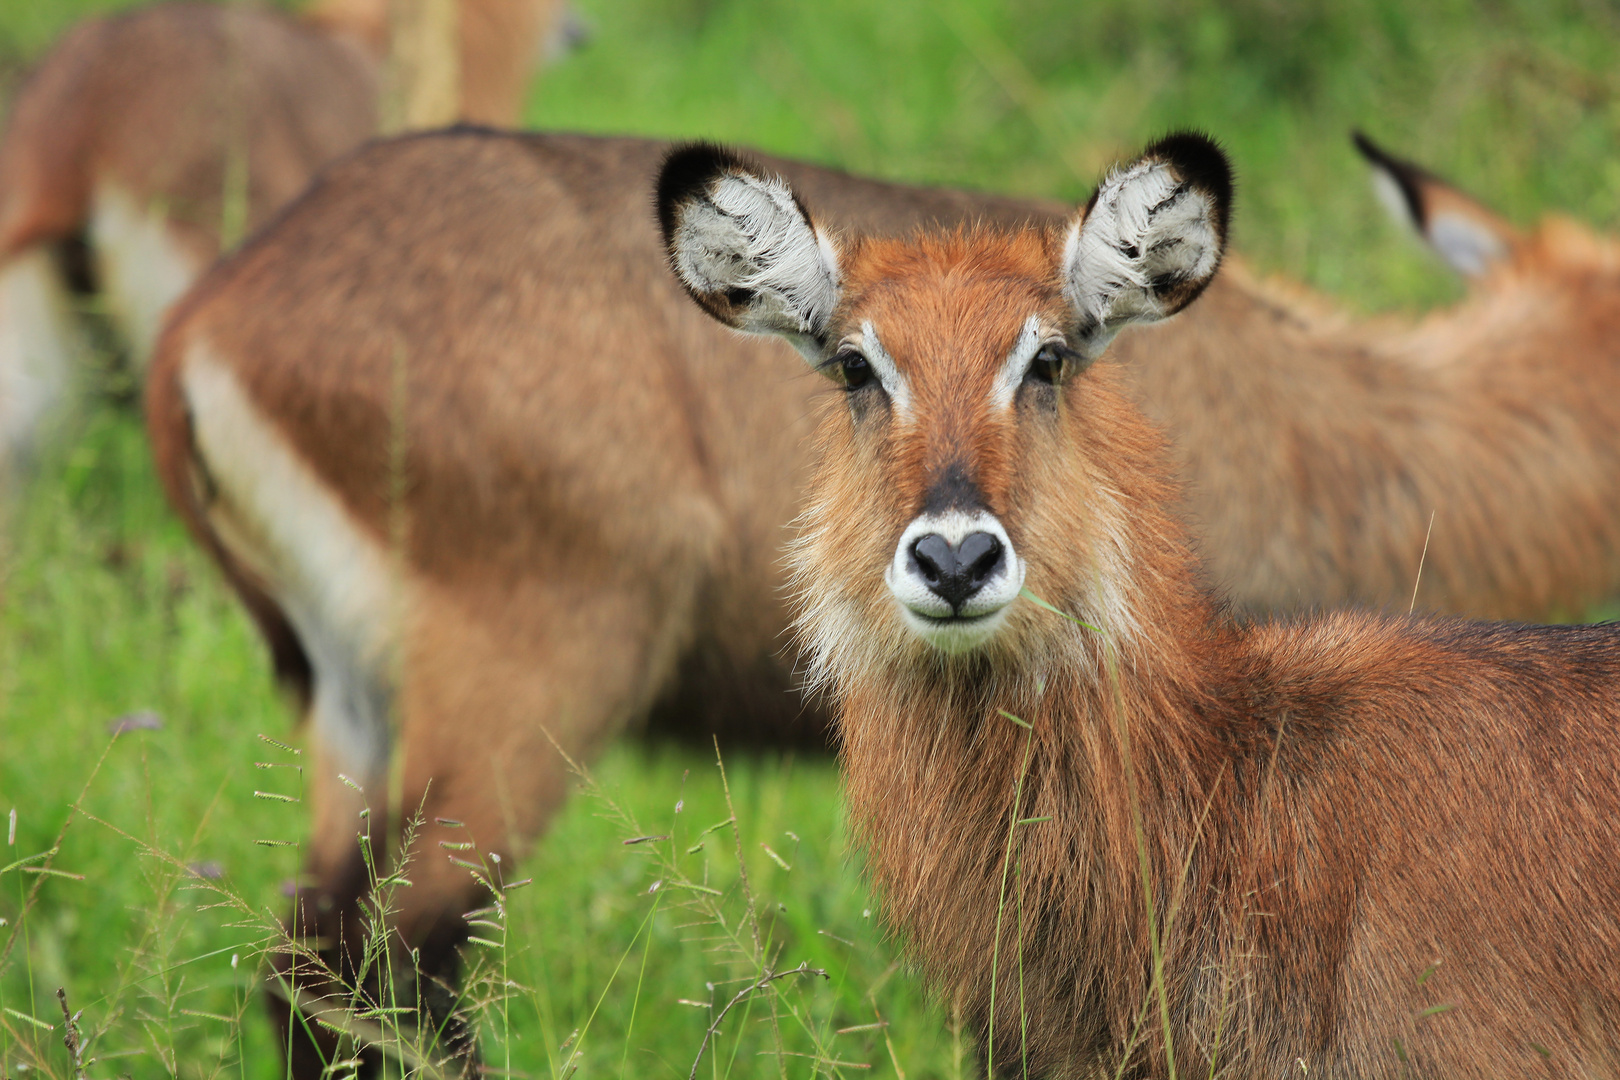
[1,0,1617,1076]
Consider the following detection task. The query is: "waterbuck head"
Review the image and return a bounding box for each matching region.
[658,136,1232,684]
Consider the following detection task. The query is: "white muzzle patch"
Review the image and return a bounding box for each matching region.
[884,510,1026,653]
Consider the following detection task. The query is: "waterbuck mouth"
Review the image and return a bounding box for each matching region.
[894,604,1016,654]
[885,510,1026,652]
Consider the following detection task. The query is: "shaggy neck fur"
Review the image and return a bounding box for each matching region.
[799,365,1254,1076]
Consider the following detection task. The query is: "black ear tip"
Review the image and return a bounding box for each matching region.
[1346,129,1432,226]
[655,141,753,245]
[1350,129,1409,176]
[1350,129,1382,163]
[1145,130,1234,214]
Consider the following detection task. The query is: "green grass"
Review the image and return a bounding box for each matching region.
[531,0,1620,314]
[1,407,954,1078]
[4,0,1620,1076]
[0,410,956,1078]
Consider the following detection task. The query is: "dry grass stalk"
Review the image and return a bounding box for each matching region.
[384,0,462,132]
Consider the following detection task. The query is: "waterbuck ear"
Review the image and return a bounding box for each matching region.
[656,143,841,356]
[1062,132,1233,358]
[1352,130,1517,278]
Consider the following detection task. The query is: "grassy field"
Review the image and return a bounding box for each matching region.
[3,0,1620,1077]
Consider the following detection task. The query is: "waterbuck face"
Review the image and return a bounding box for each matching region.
[658,136,1231,663]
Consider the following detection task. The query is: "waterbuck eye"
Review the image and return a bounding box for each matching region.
[1026,343,1067,386]
[837,350,874,391]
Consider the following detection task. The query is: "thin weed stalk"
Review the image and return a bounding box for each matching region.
[619,888,661,1080]
[985,709,1036,1078]
[546,735,847,1078]
[1023,585,1188,1079]
[1109,639,1179,1080]
[0,742,109,1073]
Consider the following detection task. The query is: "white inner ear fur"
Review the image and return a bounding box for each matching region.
[989,316,1044,410]
[1371,166,1418,233]
[671,171,841,343]
[1370,167,1507,278]
[1063,159,1219,356]
[1427,212,1509,278]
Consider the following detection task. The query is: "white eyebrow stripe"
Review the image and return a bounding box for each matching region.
[989,316,1045,410]
[861,321,912,415]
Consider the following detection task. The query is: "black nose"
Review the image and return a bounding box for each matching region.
[910,532,1006,613]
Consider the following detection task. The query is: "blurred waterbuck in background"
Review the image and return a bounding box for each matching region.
[0,0,566,480]
[659,134,1620,1080]
[1128,130,1620,619]
[149,124,1620,1071]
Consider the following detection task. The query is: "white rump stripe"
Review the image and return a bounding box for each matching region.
[0,249,83,478]
[183,346,403,781]
[91,184,204,368]
[672,170,841,341]
[1063,159,1219,355]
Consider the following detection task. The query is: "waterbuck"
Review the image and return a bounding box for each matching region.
[658,134,1620,1079]
[0,0,562,478]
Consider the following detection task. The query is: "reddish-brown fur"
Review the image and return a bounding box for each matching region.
[0,0,562,490]
[145,131,1050,1075]
[1123,214,1620,618]
[304,0,557,127]
[0,0,558,343]
[148,130,1620,1072]
[0,2,366,270]
[709,164,1620,1078]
